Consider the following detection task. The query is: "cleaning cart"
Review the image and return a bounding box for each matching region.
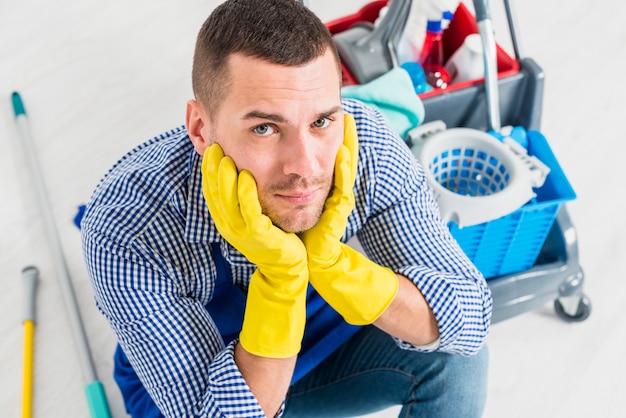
[326,0,591,324]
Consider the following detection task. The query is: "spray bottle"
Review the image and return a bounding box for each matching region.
[419,11,455,90]
[396,0,459,65]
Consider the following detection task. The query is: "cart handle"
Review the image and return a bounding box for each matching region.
[503,0,524,60]
[473,0,500,131]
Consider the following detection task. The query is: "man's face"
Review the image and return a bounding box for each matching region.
[201,50,344,233]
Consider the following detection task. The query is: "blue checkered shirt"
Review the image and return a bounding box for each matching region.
[81,99,492,417]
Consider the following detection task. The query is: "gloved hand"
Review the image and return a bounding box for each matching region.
[202,144,308,358]
[300,114,399,325]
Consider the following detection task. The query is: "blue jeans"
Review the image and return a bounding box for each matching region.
[283,326,489,418]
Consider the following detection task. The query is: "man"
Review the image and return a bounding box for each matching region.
[81,0,492,417]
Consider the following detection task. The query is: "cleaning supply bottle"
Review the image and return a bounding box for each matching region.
[396,0,428,65]
[444,33,485,83]
[400,61,433,94]
[419,15,450,90]
[397,0,459,64]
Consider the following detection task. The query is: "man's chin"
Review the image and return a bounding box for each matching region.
[268,207,322,234]
[273,216,318,234]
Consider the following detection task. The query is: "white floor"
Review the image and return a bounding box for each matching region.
[1,0,623,417]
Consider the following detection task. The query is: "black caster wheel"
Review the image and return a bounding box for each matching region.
[554,294,591,322]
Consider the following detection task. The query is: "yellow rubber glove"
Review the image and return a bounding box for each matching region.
[202,144,308,358]
[300,114,399,325]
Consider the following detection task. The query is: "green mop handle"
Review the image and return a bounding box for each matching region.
[85,382,111,417]
[12,91,112,418]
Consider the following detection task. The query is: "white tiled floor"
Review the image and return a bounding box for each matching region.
[1,1,623,417]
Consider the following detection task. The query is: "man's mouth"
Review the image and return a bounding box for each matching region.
[276,189,319,205]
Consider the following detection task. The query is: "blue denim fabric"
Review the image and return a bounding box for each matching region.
[283,326,489,418]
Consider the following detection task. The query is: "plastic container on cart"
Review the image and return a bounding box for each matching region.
[445,33,485,83]
[409,123,552,229]
[408,123,569,281]
[446,129,575,278]
[327,0,591,323]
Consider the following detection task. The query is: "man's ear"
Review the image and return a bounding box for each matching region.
[186,99,211,155]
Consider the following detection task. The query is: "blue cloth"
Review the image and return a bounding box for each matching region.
[341,67,425,140]
[81,99,491,417]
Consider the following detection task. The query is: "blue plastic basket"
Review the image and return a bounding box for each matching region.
[448,130,576,278]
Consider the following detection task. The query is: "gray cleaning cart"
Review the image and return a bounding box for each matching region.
[327,0,591,324]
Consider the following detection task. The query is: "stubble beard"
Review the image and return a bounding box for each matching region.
[260,175,332,233]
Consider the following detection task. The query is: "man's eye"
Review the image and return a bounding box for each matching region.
[252,124,275,136]
[312,118,330,128]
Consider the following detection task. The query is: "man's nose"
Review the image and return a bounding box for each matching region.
[281,131,321,178]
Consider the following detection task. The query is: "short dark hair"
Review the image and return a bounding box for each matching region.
[191,0,340,114]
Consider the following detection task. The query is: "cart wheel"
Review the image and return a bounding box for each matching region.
[554,295,591,322]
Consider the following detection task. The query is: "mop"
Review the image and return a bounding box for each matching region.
[21,266,38,418]
[11,92,112,418]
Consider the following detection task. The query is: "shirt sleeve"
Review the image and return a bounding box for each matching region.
[349,105,492,356]
[82,229,268,418]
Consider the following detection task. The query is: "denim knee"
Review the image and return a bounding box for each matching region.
[401,345,489,418]
[284,327,489,418]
